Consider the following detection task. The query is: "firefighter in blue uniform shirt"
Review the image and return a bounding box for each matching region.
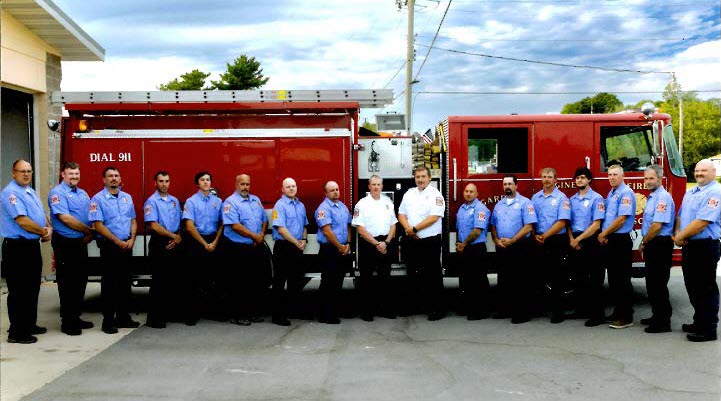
[271,177,309,326]
[674,159,721,342]
[455,183,491,320]
[182,171,223,324]
[144,171,182,329]
[398,166,447,321]
[1,159,51,344]
[567,167,606,327]
[531,167,571,323]
[48,161,94,336]
[315,180,352,324]
[222,174,268,326]
[638,165,675,334]
[490,174,538,324]
[88,166,139,334]
[597,164,636,329]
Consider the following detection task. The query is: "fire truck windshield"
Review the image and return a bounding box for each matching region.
[600,125,654,172]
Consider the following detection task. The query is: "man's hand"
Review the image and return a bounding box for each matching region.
[456,242,465,253]
[569,238,581,250]
[598,233,608,245]
[338,243,350,255]
[375,241,388,254]
[297,239,307,251]
[41,227,52,242]
[534,234,545,244]
[499,238,514,247]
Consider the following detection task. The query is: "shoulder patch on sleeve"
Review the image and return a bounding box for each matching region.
[223,204,231,214]
[144,205,152,215]
[317,210,326,219]
[51,194,60,205]
[8,194,17,205]
[527,205,535,214]
[478,210,486,222]
[597,202,605,211]
[621,196,632,206]
[562,201,570,210]
[435,197,444,206]
[272,209,278,220]
[656,201,667,212]
[708,198,719,208]
[89,202,98,213]
[353,207,360,218]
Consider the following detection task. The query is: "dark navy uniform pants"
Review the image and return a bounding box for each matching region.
[52,233,89,326]
[644,236,673,325]
[402,234,444,316]
[458,242,489,316]
[604,233,634,320]
[98,240,133,324]
[357,235,395,316]
[2,238,42,338]
[682,239,720,332]
[569,233,604,319]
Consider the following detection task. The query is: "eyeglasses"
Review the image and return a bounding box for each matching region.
[13,169,33,174]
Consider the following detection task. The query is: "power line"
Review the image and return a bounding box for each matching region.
[415,43,674,74]
[413,0,453,82]
[415,34,692,42]
[383,61,407,88]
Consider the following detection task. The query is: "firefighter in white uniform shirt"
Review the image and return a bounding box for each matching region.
[352,175,398,321]
[398,166,446,321]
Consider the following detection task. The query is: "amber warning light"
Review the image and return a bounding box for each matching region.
[77,119,90,132]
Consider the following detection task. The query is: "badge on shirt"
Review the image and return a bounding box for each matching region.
[597,203,605,212]
[122,196,129,204]
[513,203,520,209]
[51,194,60,205]
[621,196,631,206]
[317,210,326,219]
[551,199,557,206]
[8,194,17,205]
[435,197,444,206]
[583,199,590,208]
[171,201,176,208]
[212,201,218,209]
[89,202,98,213]
[478,211,486,222]
[223,204,231,214]
[656,201,667,212]
[272,209,278,220]
[145,205,152,215]
[709,198,719,208]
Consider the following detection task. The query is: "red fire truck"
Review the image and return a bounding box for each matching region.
[53,91,685,282]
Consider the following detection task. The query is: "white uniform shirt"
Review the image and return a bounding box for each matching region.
[352,194,398,237]
[399,185,445,238]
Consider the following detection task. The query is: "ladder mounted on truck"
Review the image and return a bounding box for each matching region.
[51,89,394,109]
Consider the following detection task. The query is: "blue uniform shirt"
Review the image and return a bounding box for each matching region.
[456,198,490,245]
[531,187,571,235]
[315,197,352,245]
[182,191,222,236]
[222,193,267,244]
[144,191,181,234]
[48,181,91,238]
[88,188,136,241]
[569,188,605,233]
[678,181,721,240]
[642,186,675,237]
[272,195,308,241]
[490,194,538,239]
[1,180,47,239]
[602,183,636,234]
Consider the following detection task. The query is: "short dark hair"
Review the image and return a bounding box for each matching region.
[503,174,518,184]
[154,171,170,181]
[194,171,212,185]
[413,166,431,177]
[574,167,593,181]
[62,162,80,171]
[102,166,119,177]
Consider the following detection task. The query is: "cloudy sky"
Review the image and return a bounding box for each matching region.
[55,0,720,132]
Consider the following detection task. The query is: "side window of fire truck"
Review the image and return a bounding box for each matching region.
[467,127,528,174]
[662,125,686,177]
[600,126,653,172]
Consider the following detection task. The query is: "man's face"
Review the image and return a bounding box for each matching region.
[694,162,715,186]
[644,170,660,191]
[463,185,477,203]
[12,161,33,186]
[103,169,121,188]
[368,177,382,197]
[503,177,517,196]
[608,168,624,188]
[237,176,250,197]
[197,175,212,192]
[155,174,170,195]
[575,174,590,190]
[415,170,430,190]
[62,168,81,188]
[325,182,340,201]
[540,171,556,190]
[283,179,297,198]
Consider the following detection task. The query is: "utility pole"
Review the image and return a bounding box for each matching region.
[405,0,414,134]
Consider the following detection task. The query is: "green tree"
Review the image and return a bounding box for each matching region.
[561,92,623,114]
[661,98,721,176]
[210,55,269,90]
[158,69,211,91]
